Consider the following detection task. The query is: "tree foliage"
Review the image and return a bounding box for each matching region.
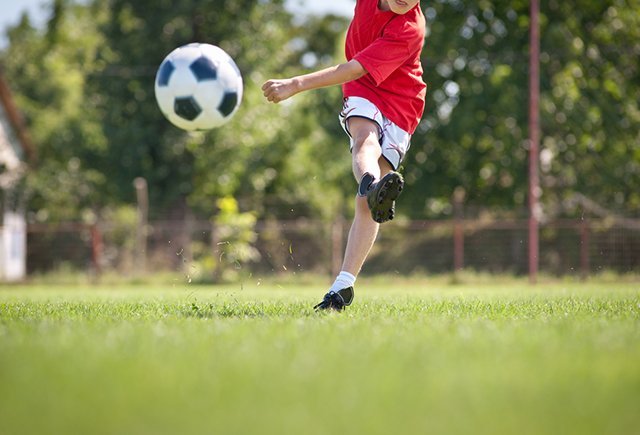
[0,0,638,223]
[1,0,349,222]
[406,0,640,218]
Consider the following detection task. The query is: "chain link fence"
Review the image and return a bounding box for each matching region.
[27,216,640,280]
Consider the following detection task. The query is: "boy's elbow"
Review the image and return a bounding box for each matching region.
[347,60,367,80]
[354,68,367,80]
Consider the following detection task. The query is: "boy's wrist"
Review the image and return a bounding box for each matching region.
[291,76,304,94]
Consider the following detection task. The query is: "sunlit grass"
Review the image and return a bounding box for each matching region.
[0,279,638,435]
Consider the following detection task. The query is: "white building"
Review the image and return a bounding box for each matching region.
[0,70,35,282]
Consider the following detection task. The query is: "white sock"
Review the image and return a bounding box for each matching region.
[329,271,356,293]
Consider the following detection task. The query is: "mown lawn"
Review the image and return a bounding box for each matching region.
[0,278,638,435]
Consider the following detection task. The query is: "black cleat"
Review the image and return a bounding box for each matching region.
[363,171,404,223]
[313,287,354,311]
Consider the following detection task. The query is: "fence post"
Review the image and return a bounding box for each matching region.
[331,215,344,278]
[528,0,541,284]
[90,224,103,276]
[134,177,148,274]
[580,220,590,280]
[453,187,465,272]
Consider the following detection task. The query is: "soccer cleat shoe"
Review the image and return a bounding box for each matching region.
[313,287,354,311]
[360,171,404,223]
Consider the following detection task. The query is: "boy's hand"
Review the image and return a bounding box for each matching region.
[262,78,299,103]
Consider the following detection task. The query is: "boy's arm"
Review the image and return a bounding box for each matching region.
[262,59,366,103]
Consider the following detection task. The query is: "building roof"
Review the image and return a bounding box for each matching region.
[0,69,36,163]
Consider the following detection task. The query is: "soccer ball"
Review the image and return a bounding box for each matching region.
[154,43,243,131]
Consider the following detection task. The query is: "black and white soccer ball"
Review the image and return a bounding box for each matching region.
[154,43,243,131]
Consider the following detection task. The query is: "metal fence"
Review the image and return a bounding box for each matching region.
[27,217,640,280]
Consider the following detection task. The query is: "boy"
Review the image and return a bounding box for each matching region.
[262,0,426,311]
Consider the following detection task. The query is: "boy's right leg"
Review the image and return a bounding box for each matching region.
[362,171,404,223]
[349,115,403,223]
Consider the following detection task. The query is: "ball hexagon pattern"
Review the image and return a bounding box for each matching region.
[154,43,243,131]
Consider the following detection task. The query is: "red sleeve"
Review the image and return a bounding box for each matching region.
[353,18,423,86]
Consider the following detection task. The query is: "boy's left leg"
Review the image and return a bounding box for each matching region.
[312,193,379,311]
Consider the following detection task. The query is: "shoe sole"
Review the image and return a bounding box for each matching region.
[368,172,404,223]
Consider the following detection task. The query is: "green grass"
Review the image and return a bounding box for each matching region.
[1,278,639,435]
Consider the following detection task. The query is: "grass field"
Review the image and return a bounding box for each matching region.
[1,277,639,435]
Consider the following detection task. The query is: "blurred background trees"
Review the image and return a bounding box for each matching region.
[1,0,638,224]
[405,0,639,219]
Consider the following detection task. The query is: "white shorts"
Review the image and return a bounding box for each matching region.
[338,96,411,170]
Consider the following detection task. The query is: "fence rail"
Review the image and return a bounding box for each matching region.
[27,217,640,279]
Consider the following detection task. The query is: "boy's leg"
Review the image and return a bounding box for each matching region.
[340,182,385,276]
[314,117,393,311]
[349,117,384,182]
[341,117,394,276]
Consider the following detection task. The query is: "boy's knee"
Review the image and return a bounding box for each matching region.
[348,118,380,151]
[352,132,379,153]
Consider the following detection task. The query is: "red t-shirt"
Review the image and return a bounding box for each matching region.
[343,0,427,134]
